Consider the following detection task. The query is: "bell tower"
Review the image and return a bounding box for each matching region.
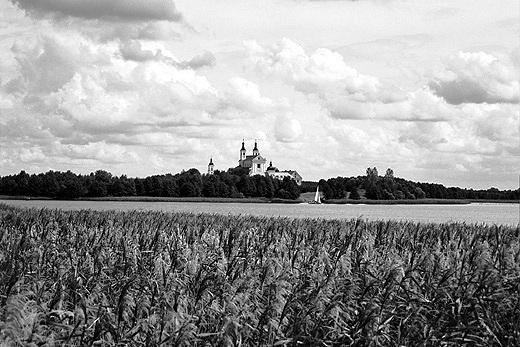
[252,139,259,156]
[207,158,214,175]
[240,139,246,161]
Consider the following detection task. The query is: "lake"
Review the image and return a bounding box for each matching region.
[1,199,518,225]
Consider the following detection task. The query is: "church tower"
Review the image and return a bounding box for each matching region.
[207,158,214,175]
[240,139,246,161]
[252,140,259,156]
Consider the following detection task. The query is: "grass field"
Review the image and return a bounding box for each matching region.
[0,203,518,346]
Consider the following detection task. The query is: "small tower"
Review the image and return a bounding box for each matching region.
[252,139,259,156]
[240,139,246,161]
[207,158,214,175]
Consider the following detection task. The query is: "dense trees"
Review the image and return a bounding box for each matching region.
[0,168,300,200]
[1,167,518,201]
[318,167,519,201]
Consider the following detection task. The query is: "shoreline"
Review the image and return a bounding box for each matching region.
[0,195,517,205]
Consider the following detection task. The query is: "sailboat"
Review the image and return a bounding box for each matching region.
[309,186,321,204]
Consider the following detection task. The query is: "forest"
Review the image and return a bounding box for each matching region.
[0,167,518,201]
[306,167,519,201]
[0,168,300,200]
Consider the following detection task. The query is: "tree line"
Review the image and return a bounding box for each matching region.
[312,167,519,201]
[0,168,301,200]
[1,167,517,201]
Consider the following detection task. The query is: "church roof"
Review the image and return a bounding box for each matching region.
[267,161,278,171]
[252,155,266,163]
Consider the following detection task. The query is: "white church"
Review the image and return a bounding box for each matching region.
[207,140,302,185]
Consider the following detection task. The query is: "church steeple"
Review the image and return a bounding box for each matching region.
[207,158,214,175]
[252,139,259,156]
[240,139,246,161]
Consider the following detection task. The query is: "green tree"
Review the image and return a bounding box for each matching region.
[237,175,255,197]
[275,177,300,200]
[414,187,426,199]
[180,181,200,197]
[349,186,360,200]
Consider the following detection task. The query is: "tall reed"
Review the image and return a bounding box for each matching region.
[0,204,518,346]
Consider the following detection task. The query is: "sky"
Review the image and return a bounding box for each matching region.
[0,0,518,189]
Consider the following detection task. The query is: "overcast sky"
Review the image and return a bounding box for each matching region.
[0,0,518,189]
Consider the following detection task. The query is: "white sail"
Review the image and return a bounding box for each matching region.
[314,186,321,204]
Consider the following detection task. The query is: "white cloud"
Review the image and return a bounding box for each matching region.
[19,147,46,163]
[1,30,293,176]
[245,38,392,101]
[428,51,519,104]
[9,35,78,95]
[274,113,303,143]
[246,38,438,121]
[61,141,128,162]
[0,94,14,109]
[226,77,274,111]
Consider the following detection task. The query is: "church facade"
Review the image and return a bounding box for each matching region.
[238,140,267,175]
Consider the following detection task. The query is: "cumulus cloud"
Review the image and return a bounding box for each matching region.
[10,0,183,22]
[91,22,183,42]
[274,113,303,143]
[119,40,159,62]
[136,21,183,40]
[245,38,405,103]
[19,147,46,163]
[182,51,216,70]
[1,31,290,176]
[61,141,129,163]
[0,94,14,109]
[245,38,458,122]
[9,35,78,95]
[225,77,274,111]
[398,102,519,160]
[428,51,519,105]
[118,40,215,71]
[1,50,288,177]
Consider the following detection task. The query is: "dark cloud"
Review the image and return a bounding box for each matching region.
[119,40,158,62]
[136,22,182,40]
[11,0,183,22]
[181,51,216,69]
[10,36,77,95]
[428,79,490,105]
[429,51,519,105]
[118,40,215,70]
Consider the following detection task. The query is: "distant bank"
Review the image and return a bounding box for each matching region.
[1,195,517,205]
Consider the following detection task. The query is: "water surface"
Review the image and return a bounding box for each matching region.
[1,199,518,225]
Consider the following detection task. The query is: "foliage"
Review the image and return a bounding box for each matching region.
[349,185,360,200]
[0,168,299,200]
[0,204,518,346]
[317,168,519,201]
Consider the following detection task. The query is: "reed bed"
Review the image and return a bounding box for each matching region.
[0,204,518,346]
